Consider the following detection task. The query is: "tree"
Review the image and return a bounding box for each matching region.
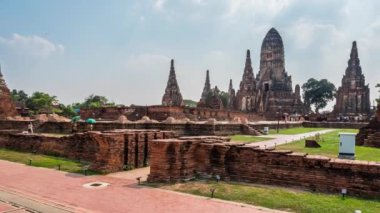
[183,99,197,108]
[26,92,58,114]
[11,89,29,104]
[302,78,336,113]
[57,104,77,118]
[81,94,115,109]
[218,91,229,108]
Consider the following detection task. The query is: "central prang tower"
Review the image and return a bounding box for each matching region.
[255,28,304,117]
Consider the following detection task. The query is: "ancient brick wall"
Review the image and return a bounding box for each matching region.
[148,138,380,198]
[0,119,303,136]
[79,105,264,122]
[356,105,380,147]
[0,131,125,172]
[0,129,175,173]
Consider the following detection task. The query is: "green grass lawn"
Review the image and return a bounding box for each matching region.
[268,127,327,135]
[276,129,380,162]
[0,148,98,175]
[230,135,273,143]
[153,181,380,213]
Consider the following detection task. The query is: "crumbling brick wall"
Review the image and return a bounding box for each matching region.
[0,131,125,172]
[0,129,175,173]
[148,138,380,198]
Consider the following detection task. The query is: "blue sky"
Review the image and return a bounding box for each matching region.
[1,0,380,109]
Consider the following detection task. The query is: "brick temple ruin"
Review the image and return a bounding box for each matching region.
[162,60,184,107]
[0,129,175,173]
[334,41,371,118]
[148,136,380,198]
[357,104,380,147]
[162,28,307,120]
[0,67,18,119]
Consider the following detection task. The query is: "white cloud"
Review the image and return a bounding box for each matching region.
[0,33,64,58]
[192,0,205,5]
[225,0,295,18]
[125,53,170,70]
[288,19,345,49]
[154,0,167,12]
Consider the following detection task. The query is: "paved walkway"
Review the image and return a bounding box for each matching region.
[0,160,284,213]
[246,129,336,148]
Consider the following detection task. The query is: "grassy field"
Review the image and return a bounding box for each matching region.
[230,135,273,143]
[276,129,380,162]
[268,127,327,135]
[154,181,380,213]
[0,148,98,174]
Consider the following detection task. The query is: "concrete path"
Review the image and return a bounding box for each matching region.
[246,129,336,149]
[0,160,284,213]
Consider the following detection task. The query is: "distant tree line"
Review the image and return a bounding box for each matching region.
[11,90,114,118]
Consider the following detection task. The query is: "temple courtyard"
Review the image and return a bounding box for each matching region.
[0,127,380,213]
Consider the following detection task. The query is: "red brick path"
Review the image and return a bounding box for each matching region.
[0,160,280,213]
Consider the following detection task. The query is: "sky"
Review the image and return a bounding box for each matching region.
[1,0,380,110]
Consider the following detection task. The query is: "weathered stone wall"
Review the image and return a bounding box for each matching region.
[356,105,380,147]
[302,121,367,129]
[79,105,264,122]
[0,119,303,136]
[148,138,380,198]
[0,72,18,119]
[0,131,124,172]
[0,120,37,130]
[0,129,175,172]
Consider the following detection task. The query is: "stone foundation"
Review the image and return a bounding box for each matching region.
[79,105,264,122]
[0,119,303,136]
[148,138,380,198]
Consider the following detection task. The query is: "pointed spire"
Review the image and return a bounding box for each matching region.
[229,79,233,90]
[245,49,251,68]
[346,41,362,76]
[200,70,212,101]
[205,69,210,86]
[162,59,183,106]
[169,59,175,75]
[350,41,358,59]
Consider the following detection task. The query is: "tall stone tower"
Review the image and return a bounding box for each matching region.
[255,28,304,117]
[334,41,371,116]
[197,70,223,109]
[227,79,235,110]
[235,50,256,112]
[198,70,212,107]
[0,66,18,118]
[162,59,184,106]
[256,28,292,92]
